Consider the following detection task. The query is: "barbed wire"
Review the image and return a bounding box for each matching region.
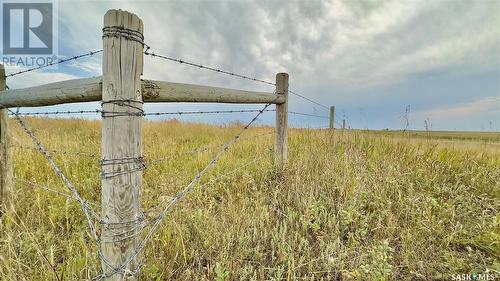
[145,130,274,172]
[4,50,103,78]
[15,178,101,209]
[12,143,100,158]
[94,103,271,279]
[9,109,100,116]
[143,47,331,113]
[8,105,143,275]
[144,48,275,87]
[12,130,274,171]
[288,90,329,111]
[144,109,275,116]
[288,111,329,119]
[144,148,270,216]
[11,108,328,121]
[8,109,104,248]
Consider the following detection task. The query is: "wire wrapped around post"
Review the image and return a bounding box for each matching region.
[100,9,145,280]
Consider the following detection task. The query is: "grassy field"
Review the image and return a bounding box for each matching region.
[0,118,499,280]
[362,130,500,143]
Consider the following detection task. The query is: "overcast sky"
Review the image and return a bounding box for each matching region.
[5,0,500,131]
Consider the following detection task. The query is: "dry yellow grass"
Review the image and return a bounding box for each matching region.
[0,118,499,280]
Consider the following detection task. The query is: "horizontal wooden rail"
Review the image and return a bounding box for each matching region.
[0,77,102,108]
[143,80,284,104]
[0,77,283,108]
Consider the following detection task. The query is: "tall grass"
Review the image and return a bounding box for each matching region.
[0,118,498,280]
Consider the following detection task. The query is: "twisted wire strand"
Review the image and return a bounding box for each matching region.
[101,99,144,118]
[10,109,274,116]
[12,143,100,158]
[144,50,275,87]
[143,149,270,217]
[143,46,330,113]
[288,111,329,119]
[4,50,103,78]
[144,109,275,116]
[7,106,121,273]
[146,130,274,171]
[10,111,101,223]
[9,109,101,116]
[8,109,105,261]
[102,26,146,47]
[100,157,147,179]
[94,103,271,279]
[11,108,327,120]
[288,90,329,111]
[14,178,101,209]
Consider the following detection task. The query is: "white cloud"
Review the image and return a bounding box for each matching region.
[52,0,499,91]
[4,0,498,130]
[416,96,500,121]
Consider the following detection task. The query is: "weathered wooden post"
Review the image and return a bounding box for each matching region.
[342,119,346,130]
[0,65,12,216]
[329,106,335,130]
[101,10,144,279]
[275,73,288,166]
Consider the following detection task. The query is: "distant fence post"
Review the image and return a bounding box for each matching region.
[0,64,12,216]
[275,73,288,166]
[342,119,346,130]
[329,106,335,130]
[101,9,144,279]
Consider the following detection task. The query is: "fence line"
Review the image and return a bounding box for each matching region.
[0,8,342,280]
[14,178,101,208]
[143,48,331,114]
[12,143,100,158]
[93,103,272,279]
[144,49,276,87]
[11,108,330,121]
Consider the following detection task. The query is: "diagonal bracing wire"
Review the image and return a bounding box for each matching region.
[4,50,103,77]
[143,148,271,216]
[8,107,127,273]
[94,103,272,280]
[8,109,102,241]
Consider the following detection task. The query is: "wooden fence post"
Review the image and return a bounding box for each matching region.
[275,73,288,166]
[342,119,346,130]
[101,10,144,279]
[0,64,12,216]
[329,106,335,130]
